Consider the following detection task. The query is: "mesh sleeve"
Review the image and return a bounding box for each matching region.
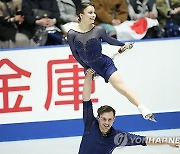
[99,26,125,46]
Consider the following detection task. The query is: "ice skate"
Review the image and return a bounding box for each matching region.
[138,104,157,122]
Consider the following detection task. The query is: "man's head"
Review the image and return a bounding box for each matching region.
[97,105,116,134]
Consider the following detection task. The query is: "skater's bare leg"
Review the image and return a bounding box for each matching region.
[109,71,156,121]
[109,71,141,107]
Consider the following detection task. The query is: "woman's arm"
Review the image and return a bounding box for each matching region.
[99,26,132,51]
[99,26,125,46]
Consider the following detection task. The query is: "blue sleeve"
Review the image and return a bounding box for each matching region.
[83,100,95,131]
[99,26,125,46]
[125,132,147,146]
[67,30,90,70]
[115,131,147,146]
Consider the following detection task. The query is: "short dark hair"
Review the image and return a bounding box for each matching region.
[97,105,116,117]
[76,2,94,21]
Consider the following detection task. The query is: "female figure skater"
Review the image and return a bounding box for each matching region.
[67,2,156,121]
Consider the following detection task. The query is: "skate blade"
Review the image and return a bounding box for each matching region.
[150,118,157,122]
[145,114,157,122]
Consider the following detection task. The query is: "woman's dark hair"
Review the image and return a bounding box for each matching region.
[76,2,94,21]
[97,105,116,117]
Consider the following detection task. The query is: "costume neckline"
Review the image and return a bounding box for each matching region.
[70,25,95,34]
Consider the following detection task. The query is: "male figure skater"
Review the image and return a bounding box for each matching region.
[78,68,180,154]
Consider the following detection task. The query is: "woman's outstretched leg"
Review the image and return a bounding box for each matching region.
[108,71,156,121]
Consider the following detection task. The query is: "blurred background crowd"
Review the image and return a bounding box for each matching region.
[0,0,179,49]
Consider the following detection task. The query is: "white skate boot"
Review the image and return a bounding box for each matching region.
[138,104,157,122]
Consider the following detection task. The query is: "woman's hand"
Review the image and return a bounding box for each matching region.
[118,42,134,53]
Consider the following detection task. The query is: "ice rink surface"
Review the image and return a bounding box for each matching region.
[0,129,179,154]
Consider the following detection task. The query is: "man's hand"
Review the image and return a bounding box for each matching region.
[145,12,157,19]
[86,68,95,75]
[112,19,121,26]
[168,142,180,148]
[146,136,180,148]
[170,7,180,15]
[35,18,56,27]
[12,15,24,24]
[46,18,57,26]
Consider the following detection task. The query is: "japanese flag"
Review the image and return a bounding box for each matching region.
[114,17,159,41]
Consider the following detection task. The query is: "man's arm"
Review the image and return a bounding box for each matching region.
[146,136,180,148]
[82,69,96,131]
[82,69,94,101]
[118,132,179,148]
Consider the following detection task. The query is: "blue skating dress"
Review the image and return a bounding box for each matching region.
[67,26,125,83]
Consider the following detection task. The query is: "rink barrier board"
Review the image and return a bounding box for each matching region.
[0,111,180,142]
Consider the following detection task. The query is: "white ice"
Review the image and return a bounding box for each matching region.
[0,129,180,154]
